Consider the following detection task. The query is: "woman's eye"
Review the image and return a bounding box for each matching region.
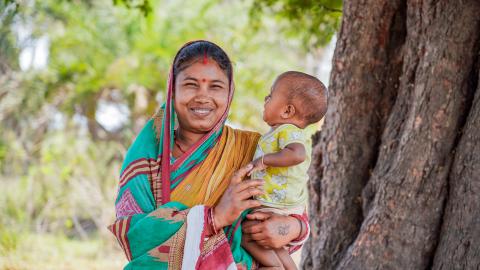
[211,85,224,90]
[185,83,198,87]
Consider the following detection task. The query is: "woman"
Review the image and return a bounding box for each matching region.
[110,40,310,269]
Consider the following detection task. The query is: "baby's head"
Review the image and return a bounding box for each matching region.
[263,71,327,128]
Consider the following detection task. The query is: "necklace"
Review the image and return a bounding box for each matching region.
[174,130,187,154]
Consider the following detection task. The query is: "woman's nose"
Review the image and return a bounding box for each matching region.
[194,96,210,103]
[198,82,210,95]
[193,89,211,103]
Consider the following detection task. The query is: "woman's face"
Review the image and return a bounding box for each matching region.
[174,60,230,134]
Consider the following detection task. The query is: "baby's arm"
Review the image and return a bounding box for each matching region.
[250,143,306,174]
[264,143,306,167]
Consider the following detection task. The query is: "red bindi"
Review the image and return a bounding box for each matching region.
[201,78,206,82]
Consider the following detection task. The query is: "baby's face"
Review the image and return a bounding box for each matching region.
[263,80,290,126]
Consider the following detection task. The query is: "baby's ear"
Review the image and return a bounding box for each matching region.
[281,104,296,119]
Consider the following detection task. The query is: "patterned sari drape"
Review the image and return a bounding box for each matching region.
[109,40,261,269]
[110,115,260,269]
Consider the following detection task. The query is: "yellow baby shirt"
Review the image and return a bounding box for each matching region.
[252,123,313,208]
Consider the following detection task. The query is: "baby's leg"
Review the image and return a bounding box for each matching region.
[241,233,284,269]
[275,247,297,270]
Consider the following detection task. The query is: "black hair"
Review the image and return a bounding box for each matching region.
[173,40,233,82]
[276,71,328,124]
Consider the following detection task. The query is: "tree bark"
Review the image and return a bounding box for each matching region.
[303,0,480,269]
[431,69,480,270]
[303,1,405,268]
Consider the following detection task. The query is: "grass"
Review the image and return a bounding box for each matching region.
[0,233,127,270]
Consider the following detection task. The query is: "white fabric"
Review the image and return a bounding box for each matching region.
[182,205,205,270]
[227,262,237,270]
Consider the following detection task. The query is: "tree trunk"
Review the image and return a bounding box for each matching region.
[431,69,480,270]
[303,1,480,269]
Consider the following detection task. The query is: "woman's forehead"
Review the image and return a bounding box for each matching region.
[177,61,228,82]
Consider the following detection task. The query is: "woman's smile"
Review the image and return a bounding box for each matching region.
[189,106,214,117]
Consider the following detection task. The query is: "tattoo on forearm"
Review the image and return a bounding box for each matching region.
[278,224,290,236]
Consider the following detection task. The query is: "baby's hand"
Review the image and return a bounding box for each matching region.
[247,156,267,176]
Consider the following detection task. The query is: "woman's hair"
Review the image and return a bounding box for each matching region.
[173,41,233,82]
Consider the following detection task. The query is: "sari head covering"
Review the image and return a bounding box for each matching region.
[110,40,261,269]
[158,40,235,204]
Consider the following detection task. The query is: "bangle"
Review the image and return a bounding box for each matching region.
[290,214,307,242]
[209,207,219,235]
[295,217,303,240]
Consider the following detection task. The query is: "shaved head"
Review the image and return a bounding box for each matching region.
[275,71,328,124]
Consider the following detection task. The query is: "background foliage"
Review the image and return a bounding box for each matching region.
[0,0,341,268]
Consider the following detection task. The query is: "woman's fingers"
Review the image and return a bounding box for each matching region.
[235,179,264,193]
[236,263,247,270]
[236,187,264,200]
[242,220,259,229]
[242,220,264,234]
[240,199,261,210]
[246,162,255,176]
[247,163,264,176]
[231,164,253,184]
[243,224,263,234]
[250,232,266,241]
[215,164,264,227]
[257,240,270,249]
[246,211,272,221]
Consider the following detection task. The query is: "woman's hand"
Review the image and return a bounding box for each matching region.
[213,164,264,228]
[247,156,267,176]
[242,212,302,249]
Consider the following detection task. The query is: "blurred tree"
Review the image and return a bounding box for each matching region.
[250,0,342,49]
[299,1,480,270]
[113,0,152,15]
[0,0,19,73]
[2,0,306,137]
[0,0,319,267]
[0,0,307,242]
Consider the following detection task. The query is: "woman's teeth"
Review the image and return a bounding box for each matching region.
[191,108,213,115]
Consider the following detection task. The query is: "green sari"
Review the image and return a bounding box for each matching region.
[109,41,260,269]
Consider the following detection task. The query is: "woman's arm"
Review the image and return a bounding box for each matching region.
[112,163,264,267]
[112,119,265,267]
[241,211,309,250]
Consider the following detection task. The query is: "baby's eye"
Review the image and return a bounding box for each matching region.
[264,95,271,102]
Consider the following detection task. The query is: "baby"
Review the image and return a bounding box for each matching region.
[242,71,328,270]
